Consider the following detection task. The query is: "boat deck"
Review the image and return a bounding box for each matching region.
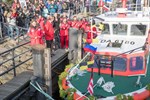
[70,59,150,98]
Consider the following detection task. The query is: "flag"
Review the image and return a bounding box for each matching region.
[103,5,110,11]
[84,44,97,54]
[87,68,94,95]
[98,0,111,11]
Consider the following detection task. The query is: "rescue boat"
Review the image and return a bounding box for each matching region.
[59,0,150,100]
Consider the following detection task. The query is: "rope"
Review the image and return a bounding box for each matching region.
[30,81,54,100]
[68,52,91,76]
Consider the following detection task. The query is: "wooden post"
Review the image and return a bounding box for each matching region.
[68,28,78,63]
[44,48,52,96]
[78,30,83,60]
[32,45,45,80]
[32,44,45,100]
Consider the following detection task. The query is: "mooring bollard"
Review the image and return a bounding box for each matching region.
[68,28,83,63]
[32,44,45,80]
[31,44,46,100]
[68,28,78,63]
[31,44,53,99]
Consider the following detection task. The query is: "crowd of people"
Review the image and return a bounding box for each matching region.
[0,0,102,50]
[28,13,98,50]
[0,0,85,38]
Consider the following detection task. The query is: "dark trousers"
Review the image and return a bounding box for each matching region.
[46,40,53,48]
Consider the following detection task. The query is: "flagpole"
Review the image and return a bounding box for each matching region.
[76,68,95,100]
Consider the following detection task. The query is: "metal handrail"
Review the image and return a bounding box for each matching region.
[0,21,28,31]
[0,41,31,77]
[0,41,29,55]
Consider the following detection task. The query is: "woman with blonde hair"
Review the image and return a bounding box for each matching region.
[28,19,44,46]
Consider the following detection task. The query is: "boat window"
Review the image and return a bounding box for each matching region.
[131,25,146,36]
[130,56,143,71]
[113,24,127,35]
[113,57,127,71]
[101,24,110,35]
[94,55,126,71]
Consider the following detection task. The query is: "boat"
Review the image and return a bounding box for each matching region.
[59,0,150,100]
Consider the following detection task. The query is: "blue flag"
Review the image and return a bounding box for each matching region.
[84,44,97,53]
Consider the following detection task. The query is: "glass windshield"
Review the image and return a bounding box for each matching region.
[113,24,127,35]
[94,55,126,71]
[131,25,146,36]
[99,24,110,35]
[101,24,110,34]
[114,57,127,71]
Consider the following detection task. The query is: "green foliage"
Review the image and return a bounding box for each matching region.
[127,95,133,100]
[59,89,67,98]
[65,64,74,69]
[59,71,67,81]
[58,65,76,99]
[146,84,150,90]
[116,94,127,100]
[66,93,74,100]
[66,88,76,93]
[58,79,63,90]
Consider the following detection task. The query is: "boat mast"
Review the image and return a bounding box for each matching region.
[122,0,127,8]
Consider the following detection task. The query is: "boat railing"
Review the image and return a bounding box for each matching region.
[0,41,32,80]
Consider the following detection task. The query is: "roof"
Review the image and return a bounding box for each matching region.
[94,11,150,23]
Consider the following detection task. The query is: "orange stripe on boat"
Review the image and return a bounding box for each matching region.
[133,90,150,100]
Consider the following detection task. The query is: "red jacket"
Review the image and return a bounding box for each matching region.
[60,23,70,36]
[81,21,89,31]
[11,12,18,18]
[44,21,54,40]
[28,27,44,46]
[37,17,45,30]
[71,21,81,29]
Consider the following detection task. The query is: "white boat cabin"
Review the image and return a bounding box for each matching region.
[88,8,150,76]
[93,8,150,53]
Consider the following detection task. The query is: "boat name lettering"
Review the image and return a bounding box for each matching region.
[100,40,135,45]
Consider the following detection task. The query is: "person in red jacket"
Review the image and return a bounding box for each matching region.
[44,15,54,48]
[70,16,81,29]
[60,18,70,49]
[28,19,44,46]
[37,15,45,30]
[80,17,89,31]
